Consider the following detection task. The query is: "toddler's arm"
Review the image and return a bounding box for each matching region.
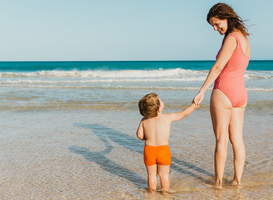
[136,118,145,140]
[168,103,198,122]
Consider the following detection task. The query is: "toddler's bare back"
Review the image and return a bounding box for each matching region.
[141,114,171,146]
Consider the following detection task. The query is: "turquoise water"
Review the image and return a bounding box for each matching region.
[0,60,273,71]
[1,61,273,93]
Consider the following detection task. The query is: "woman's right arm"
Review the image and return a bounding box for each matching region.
[194,35,237,105]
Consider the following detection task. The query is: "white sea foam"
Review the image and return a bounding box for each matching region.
[246,88,273,92]
[1,81,272,92]
[1,69,272,80]
[1,69,272,92]
[0,83,202,90]
[244,71,273,80]
[0,69,207,78]
[0,77,207,84]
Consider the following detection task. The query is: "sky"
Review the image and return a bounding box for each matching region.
[0,0,272,61]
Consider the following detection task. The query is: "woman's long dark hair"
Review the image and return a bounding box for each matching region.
[207,3,250,37]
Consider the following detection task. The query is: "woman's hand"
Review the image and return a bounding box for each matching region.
[193,91,205,106]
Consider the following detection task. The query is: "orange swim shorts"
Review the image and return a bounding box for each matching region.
[144,145,171,166]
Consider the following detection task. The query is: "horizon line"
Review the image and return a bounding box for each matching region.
[0,59,272,62]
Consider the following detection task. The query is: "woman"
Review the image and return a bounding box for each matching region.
[194,3,250,189]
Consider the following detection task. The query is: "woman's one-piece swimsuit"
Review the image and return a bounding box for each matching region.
[214,33,250,107]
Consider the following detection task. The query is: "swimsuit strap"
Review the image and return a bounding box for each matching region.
[228,32,250,58]
[228,33,241,50]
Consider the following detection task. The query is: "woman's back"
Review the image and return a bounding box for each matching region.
[234,31,250,57]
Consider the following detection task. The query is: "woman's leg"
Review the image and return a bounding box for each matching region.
[210,89,232,188]
[229,105,246,187]
[157,164,170,195]
[145,164,157,193]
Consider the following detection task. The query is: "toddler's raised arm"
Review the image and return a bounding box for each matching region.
[167,103,198,122]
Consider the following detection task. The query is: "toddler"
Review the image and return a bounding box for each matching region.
[136,93,198,195]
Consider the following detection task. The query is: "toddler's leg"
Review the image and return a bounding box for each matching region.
[145,164,157,193]
[158,164,170,195]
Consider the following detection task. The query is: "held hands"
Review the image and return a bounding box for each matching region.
[193,91,205,106]
[192,98,200,108]
[192,101,200,108]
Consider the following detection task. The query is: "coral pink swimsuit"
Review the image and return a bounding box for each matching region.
[214,33,250,107]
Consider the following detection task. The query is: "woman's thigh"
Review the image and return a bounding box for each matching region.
[229,105,246,144]
[210,89,232,141]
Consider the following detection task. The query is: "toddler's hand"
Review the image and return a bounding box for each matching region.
[193,91,204,106]
[192,100,200,108]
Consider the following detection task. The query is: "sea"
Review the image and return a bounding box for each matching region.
[0,61,272,199]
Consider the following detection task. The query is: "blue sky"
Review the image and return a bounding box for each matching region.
[0,0,272,61]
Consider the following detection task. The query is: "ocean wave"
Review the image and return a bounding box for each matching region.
[1,82,272,92]
[246,88,273,92]
[0,69,272,80]
[0,77,206,84]
[245,71,273,80]
[0,83,202,90]
[0,69,207,78]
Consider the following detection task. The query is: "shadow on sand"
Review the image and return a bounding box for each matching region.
[69,128,146,188]
[71,123,215,184]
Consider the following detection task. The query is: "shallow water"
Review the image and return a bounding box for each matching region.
[1,61,272,199]
[0,87,272,199]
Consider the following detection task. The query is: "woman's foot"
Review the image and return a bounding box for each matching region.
[204,180,223,190]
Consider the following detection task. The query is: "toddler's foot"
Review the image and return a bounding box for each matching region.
[147,188,156,195]
[204,180,223,190]
[229,180,243,189]
[160,190,169,196]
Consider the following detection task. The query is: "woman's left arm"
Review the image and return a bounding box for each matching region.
[194,35,237,105]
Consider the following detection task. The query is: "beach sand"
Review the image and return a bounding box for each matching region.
[0,89,272,199]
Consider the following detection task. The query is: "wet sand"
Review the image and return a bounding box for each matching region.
[0,95,272,199]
